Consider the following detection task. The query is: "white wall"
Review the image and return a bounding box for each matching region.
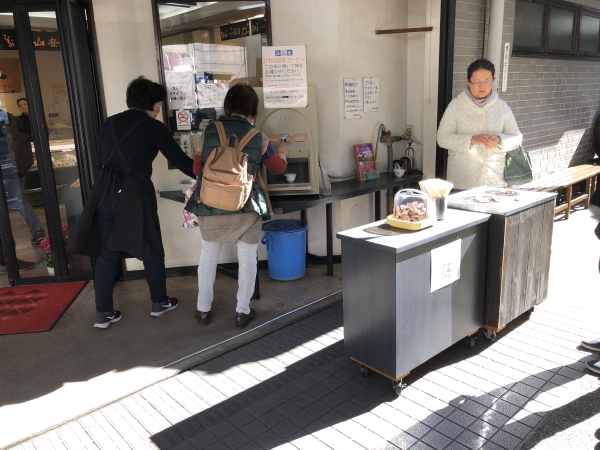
[91,0,440,268]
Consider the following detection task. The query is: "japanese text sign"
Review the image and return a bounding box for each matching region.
[363,77,379,112]
[176,110,191,131]
[262,45,308,109]
[197,82,229,108]
[344,78,363,120]
[430,239,462,292]
[166,72,196,110]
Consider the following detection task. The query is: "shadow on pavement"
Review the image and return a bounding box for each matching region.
[150,304,597,450]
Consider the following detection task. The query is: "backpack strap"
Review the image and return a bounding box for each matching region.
[237,128,260,150]
[214,120,228,146]
[257,169,274,216]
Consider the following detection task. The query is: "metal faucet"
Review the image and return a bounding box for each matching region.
[380,126,422,173]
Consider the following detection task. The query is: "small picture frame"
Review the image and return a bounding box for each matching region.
[353,143,379,181]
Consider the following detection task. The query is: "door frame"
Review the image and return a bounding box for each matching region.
[0,0,101,285]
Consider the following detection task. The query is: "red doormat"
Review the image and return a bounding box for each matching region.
[0,281,87,335]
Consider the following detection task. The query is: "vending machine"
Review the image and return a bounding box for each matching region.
[254,85,320,195]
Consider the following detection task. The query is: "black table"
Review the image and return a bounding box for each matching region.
[159,171,422,276]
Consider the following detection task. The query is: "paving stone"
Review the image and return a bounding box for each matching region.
[501,419,532,439]
[490,399,520,418]
[254,430,284,449]
[490,429,522,450]
[245,401,272,418]
[303,401,331,418]
[511,409,543,428]
[509,382,538,398]
[408,440,435,449]
[313,426,365,450]
[444,442,470,450]
[468,418,499,439]
[435,419,464,439]
[479,410,510,428]
[239,420,268,440]
[387,431,418,449]
[446,409,476,428]
[420,429,452,450]
[220,429,250,450]
[456,429,487,450]
[289,410,317,429]
[501,390,530,408]
[458,399,488,417]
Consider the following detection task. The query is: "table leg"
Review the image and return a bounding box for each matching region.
[375,191,381,221]
[326,203,333,276]
[585,177,593,208]
[565,186,572,220]
[302,209,308,267]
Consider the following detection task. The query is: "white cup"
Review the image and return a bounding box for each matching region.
[284,173,297,183]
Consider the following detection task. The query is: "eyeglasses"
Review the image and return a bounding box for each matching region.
[469,80,493,86]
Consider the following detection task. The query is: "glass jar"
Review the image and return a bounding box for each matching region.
[388,188,435,230]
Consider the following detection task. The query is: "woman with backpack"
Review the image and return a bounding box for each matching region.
[188,84,288,329]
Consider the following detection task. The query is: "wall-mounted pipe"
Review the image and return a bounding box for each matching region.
[487,0,505,90]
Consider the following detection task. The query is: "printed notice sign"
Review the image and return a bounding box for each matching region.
[363,77,379,112]
[197,82,229,108]
[430,239,461,292]
[344,78,363,120]
[502,42,510,92]
[262,45,308,109]
[176,110,191,131]
[166,72,196,110]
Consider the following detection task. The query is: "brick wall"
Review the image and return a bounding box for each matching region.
[452,0,600,179]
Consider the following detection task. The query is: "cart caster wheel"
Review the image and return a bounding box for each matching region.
[393,380,406,396]
[463,336,475,348]
[528,306,535,314]
[483,329,497,341]
[360,366,369,378]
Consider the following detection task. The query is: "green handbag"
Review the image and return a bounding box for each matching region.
[504,145,533,186]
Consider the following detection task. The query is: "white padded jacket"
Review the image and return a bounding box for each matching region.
[437,91,522,190]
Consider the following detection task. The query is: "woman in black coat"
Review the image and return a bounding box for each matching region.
[69,77,195,329]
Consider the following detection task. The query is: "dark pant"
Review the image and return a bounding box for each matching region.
[94,192,167,313]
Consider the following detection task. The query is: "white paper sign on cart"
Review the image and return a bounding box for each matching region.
[166,72,196,110]
[262,45,308,109]
[430,239,462,292]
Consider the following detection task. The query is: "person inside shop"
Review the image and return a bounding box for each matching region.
[190,84,288,329]
[437,58,522,190]
[68,76,195,329]
[3,103,46,245]
[16,98,32,141]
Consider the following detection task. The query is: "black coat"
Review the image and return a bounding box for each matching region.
[69,109,194,261]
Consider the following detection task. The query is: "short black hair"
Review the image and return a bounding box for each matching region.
[467,59,495,80]
[16,98,27,106]
[125,76,166,111]
[223,84,258,119]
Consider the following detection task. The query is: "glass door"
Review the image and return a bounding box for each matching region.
[0,1,98,285]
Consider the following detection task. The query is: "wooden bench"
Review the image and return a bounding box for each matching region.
[519,164,600,219]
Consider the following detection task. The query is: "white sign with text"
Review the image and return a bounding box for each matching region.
[430,239,462,292]
[262,45,308,109]
[344,78,363,119]
[363,77,380,112]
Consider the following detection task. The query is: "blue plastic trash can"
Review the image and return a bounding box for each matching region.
[261,220,307,280]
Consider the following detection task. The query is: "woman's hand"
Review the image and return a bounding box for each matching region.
[277,141,289,156]
[471,134,499,149]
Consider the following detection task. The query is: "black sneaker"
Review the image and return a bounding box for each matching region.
[31,231,45,246]
[94,310,122,329]
[150,297,179,317]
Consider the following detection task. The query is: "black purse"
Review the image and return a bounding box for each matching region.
[504,145,533,186]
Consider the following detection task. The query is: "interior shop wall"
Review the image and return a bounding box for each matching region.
[270,0,411,255]
[92,0,205,271]
[451,0,600,180]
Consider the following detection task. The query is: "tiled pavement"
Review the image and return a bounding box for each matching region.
[8,296,600,450]
[7,206,600,450]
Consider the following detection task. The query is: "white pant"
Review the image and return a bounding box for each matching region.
[197,239,258,314]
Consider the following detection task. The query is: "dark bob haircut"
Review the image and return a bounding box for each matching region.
[126,76,167,111]
[223,84,259,119]
[467,59,495,80]
[16,98,27,106]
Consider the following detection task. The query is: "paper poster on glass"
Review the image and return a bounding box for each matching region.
[166,72,196,110]
[430,239,461,292]
[197,83,229,108]
[262,45,308,109]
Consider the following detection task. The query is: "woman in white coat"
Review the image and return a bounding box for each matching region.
[437,59,522,190]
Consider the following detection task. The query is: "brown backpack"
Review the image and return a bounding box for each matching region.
[199,121,260,211]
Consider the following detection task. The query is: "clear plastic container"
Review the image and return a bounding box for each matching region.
[387,188,435,230]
